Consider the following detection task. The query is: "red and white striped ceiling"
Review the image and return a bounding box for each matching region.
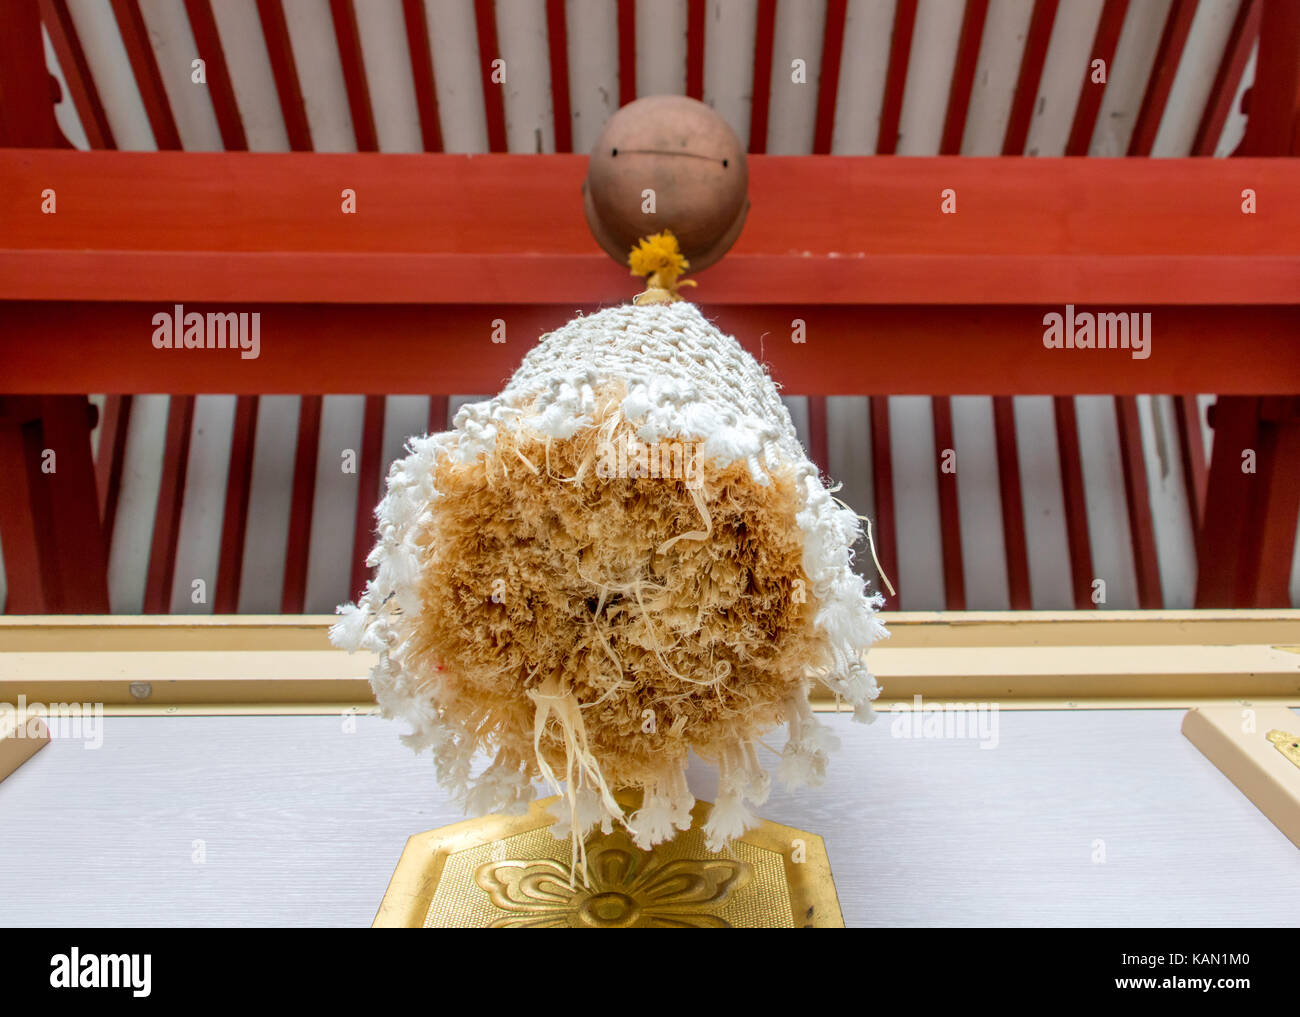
[40,0,1258,161]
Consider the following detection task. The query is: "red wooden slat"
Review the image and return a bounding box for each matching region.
[40,0,116,148]
[281,395,322,613]
[350,395,387,599]
[1194,399,1249,606]
[1053,396,1094,609]
[812,0,848,154]
[95,394,132,545]
[1115,395,1162,607]
[930,396,965,610]
[36,398,112,612]
[184,0,248,150]
[1002,0,1058,155]
[1237,0,1300,157]
[748,0,776,152]
[109,0,182,149]
[429,394,449,433]
[215,395,260,613]
[618,0,637,107]
[806,394,828,476]
[0,408,47,613]
[402,0,443,152]
[992,396,1031,608]
[686,0,705,101]
[1127,0,1197,156]
[869,396,898,600]
[1174,394,1207,532]
[876,0,918,154]
[1192,0,1261,156]
[1065,0,1128,156]
[144,395,195,613]
[546,0,572,152]
[474,0,507,152]
[1249,399,1300,606]
[21,409,65,611]
[330,0,378,152]
[2,1,63,147]
[939,0,989,155]
[256,0,313,151]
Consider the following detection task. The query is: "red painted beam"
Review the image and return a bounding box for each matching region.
[330,0,378,152]
[110,0,182,149]
[185,0,248,151]
[1003,0,1059,155]
[546,0,572,152]
[4,152,1298,304]
[256,0,313,151]
[402,0,443,152]
[876,0,917,154]
[9,249,1298,306]
[474,0,507,152]
[8,303,1294,397]
[39,0,115,149]
[748,0,776,152]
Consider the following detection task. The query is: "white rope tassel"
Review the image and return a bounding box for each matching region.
[329,302,889,851]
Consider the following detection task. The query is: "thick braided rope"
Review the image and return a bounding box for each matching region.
[331,302,887,850]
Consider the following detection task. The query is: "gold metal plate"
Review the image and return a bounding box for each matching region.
[373,795,844,928]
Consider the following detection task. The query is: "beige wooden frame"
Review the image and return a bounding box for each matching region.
[0,610,1296,714]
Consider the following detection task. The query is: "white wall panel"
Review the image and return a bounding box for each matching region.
[566,0,620,152]
[495,0,555,152]
[138,0,224,150]
[703,0,759,146]
[426,0,491,152]
[66,0,157,149]
[355,0,425,152]
[209,0,292,151]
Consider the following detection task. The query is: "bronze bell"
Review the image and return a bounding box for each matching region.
[583,95,750,273]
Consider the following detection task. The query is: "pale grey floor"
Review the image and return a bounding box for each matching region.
[1,709,1296,927]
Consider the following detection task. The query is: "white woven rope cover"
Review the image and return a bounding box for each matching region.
[331,301,887,852]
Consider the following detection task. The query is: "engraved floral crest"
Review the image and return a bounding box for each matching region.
[474,833,752,928]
